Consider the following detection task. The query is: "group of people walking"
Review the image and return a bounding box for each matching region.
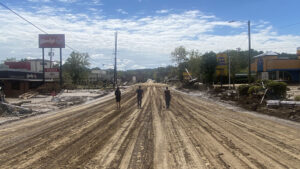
[114,86,171,110]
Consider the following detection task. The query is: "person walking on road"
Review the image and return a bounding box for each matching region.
[136,86,143,109]
[164,87,171,109]
[115,86,121,110]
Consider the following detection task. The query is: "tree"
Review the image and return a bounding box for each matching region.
[187,50,202,80]
[62,72,74,89]
[226,50,247,85]
[63,52,90,84]
[171,46,188,64]
[200,52,217,84]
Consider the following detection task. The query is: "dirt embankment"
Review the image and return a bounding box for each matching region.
[0,83,299,168]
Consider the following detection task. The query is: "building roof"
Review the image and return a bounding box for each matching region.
[254,51,278,58]
[0,78,53,82]
[27,59,51,62]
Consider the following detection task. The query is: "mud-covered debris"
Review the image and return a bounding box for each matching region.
[0,102,32,116]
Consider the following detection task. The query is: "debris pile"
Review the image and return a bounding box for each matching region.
[2,89,110,117]
[0,102,32,116]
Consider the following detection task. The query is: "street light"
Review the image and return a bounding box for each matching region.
[247,20,251,84]
[229,20,252,84]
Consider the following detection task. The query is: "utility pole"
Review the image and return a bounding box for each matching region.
[227,50,231,89]
[49,48,53,68]
[113,31,118,89]
[60,48,62,88]
[248,20,251,84]
[42,48,45,84]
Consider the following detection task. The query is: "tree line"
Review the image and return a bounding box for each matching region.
[2,48,295,87]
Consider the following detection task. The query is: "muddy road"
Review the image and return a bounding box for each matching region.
[0,83,299,169]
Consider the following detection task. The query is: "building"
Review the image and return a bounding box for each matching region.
[0,59,56,97]
[0,69,47,97]
[251,51,300,82]
[88,69,107,82]
[5,59,53,72]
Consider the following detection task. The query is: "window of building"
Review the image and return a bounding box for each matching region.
[269,72,276,80]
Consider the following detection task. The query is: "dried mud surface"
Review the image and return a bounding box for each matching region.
[0,83,299,169]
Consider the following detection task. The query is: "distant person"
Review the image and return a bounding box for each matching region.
[164,87,171,109]
[136,86,143,108]
[115,87,121,109]
[0,86,4,102]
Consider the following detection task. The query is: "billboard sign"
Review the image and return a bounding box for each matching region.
[183,72,192,80]
[45,68,59,79]
[216,53,228,76]
[39,34,65,48]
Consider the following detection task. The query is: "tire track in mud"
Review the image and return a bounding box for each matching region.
[0,83,299,169]
[170,88,300,168]
[0,89,137,168]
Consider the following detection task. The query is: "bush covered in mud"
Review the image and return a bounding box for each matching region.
[248,85,264,97]
[265,81,287,99]
[238,85,250,96]
[238,80,287,99]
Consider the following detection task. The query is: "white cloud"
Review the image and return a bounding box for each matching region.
[58,0,77,3]
[92,0,102,5]
[131,64,146,69]
[0,8,300,70]
[116,9,128,15]
[28,0,51,2]
[156,9,170,14]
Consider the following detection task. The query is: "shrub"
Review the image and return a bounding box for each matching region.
[248,85,264,96]
[266,81,287,99]
[294,95,300,101]
[238,85,250,96]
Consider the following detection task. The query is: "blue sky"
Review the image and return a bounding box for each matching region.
[1,0,300,69]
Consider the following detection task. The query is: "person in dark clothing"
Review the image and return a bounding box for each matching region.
[136,86,143,108]
[164,87,171,109]
[115,87,121,109]
[0,86,4,102]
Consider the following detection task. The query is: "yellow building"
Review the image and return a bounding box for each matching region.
[251,51,300,82]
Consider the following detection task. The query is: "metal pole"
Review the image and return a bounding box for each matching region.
[49,48,53,68]
[42,48,45,84]
[228,50,231,89]
[60,48,62,88]
[114,31,118,89]
[248,20,252,84]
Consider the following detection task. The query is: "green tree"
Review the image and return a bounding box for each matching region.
[63,52,90,84]
[200,52,217,84]
[187,50,202,80]
[171,46,188,64]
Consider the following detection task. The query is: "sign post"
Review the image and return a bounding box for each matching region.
[216,53,228,87]
[42,48,45,84]
[39,34,65,88]
[60,48,62,87]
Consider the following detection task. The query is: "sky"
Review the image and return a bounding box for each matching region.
[1,0,300,70]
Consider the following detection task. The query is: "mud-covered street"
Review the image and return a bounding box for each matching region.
[0,83,299,169]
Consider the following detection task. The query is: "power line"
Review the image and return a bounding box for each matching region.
[0,1,77,52]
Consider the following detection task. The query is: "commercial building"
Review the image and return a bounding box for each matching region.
[251,51,300,82]
[88,69,107,82]
[0,59,56,97]
[5,59,53,72]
